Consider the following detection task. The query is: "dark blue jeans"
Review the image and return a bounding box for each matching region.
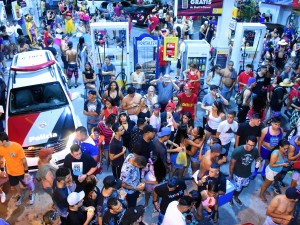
[126,191,140,208]
[157,212,165,225]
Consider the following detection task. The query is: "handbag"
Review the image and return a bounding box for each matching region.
[176,151,187,166]
[290,109,300,128]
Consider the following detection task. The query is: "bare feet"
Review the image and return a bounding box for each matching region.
[259,195,268,203]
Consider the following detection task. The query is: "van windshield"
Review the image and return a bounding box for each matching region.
[9,82,69,115]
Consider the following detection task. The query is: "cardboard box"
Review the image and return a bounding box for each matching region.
[219,180,235,207]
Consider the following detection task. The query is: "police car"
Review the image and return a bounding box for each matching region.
[6,50,79,171]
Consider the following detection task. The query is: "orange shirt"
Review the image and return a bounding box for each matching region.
[0,142,25,176]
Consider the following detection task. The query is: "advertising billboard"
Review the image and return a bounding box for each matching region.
[177,0,224,16]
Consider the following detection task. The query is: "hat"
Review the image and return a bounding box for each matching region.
[153,103,161,110]
[88,90,96,95]
[162,74,171,82]
[67,191,85,206]
[43,210,58,225]
[210,85,219,90]
[112,123,122,132]
[157,127,171,138]
[167,177,179,188]
[248,77,256,86]
[47,38,53,45]
[278,39,288,46]
[280,78,294,87]
[184,83,194,89]
[143,125,157,133]
[121,205,145,225]
[67,41,73,47]
[38,148,54,159]
[211,143,225,154]
[103,175,122,189]
[285,187,300,199]
[165,102,175,110]
[62,34,68,39]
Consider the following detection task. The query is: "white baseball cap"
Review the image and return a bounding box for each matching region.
[67,191,85,206]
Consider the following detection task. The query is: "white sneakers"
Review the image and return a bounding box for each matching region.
[0,192,6,203]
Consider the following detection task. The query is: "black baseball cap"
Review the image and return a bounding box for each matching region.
[88,90,96,95]
[167,177,179,188]
[103,175,122,189]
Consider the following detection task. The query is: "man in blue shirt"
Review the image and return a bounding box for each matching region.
[101,57,116,86]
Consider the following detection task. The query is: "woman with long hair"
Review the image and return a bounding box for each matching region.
[100,97,118,121]
[136,97,152,120]
[171,95,183,114]
[180,112,194,134]
[200,182,219,222]
[259,139,289,203]
[206,64,222,88]
[82,62,101,99]
[205,101,226,141]
[183,63,201,96]
[144,86,158,112]
[118,111,136,149]
[103,81,124,107]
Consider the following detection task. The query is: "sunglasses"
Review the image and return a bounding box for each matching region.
[50,211,58,222]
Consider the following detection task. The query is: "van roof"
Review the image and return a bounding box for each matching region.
[11,50,55,68]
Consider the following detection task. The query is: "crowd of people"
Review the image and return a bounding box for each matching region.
[0,0,300,225]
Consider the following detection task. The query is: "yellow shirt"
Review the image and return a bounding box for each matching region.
[0,142,25,176]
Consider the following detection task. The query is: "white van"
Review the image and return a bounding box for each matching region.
[6,50,79,171]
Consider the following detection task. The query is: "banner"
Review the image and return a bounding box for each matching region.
[163,37,178,61]
[177,0,223,16]
[292,0,300,7]
[261,0,292,6]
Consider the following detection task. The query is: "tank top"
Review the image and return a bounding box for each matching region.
[103,106,118,120]
[208,113,222,130]
[290,136,300,156]
[84,70,94,82]
[263,126,283,148]
[270,150,285,172]
[108,90,121,107]
[209,72,221,86]
[138,109,151,119]
[202,191,216,208]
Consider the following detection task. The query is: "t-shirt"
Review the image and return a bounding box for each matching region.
[154,180,186,215]
[52,183,69,217]
[237,71,254,91]
[63,153,97,186]
[149,15,159,31]
[84,99,101,125]
[98,121,113,145]
[177,92,197,119]
[232,145,259,178]
[153,137,167,163]
[197,171,227,193]
[157,81,174,104]
[67,208,87,225]
[158,45,167,66]
[162,201,186,225]
[44,31,50,46]
[0,142,25,176]
[217,120,238,145]
[77,136,99,158]
[252,73,266,95]
[109,137,125,167]
[133,137,153,160]
[270,85,286,111]
[97,189,119,218]
[120,154,141,194]
[236,122,262,146]
[103,208,125,225]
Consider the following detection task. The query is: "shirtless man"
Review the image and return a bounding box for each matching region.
[121,86,142,123]
[198,143,225,179]
[263,187,299,225]
[220,61,237,102]
[66,41,79,88]
[60,34,68,74]
[199,21,208,40]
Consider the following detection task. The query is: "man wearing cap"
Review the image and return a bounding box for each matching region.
[44,38,58,58]
[178,83,198,121]
[83,90,102,134]
[133,124,156,160]
[60,34,68,74]
[67,191,95,225]
[238,64,254,91]
[236,77,257,123]
[150,103,162,131]
[150,74,180,112]
[66,41,79,88]
[101,57,116,86]
[252,65,268,98]
[263,187,299,225]
[120,153,147,207]
[122,86,142,123]
[36,148,57,197]
[199,143,226,178]
[270,78,292,118]
[64,144,97,192]
[153,177,187,225]
[96,175,122,225]
[201,84,229,127]
[229,135,260,206]
[129,118,147,153]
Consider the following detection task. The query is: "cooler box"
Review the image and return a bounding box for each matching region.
[218,180,235,206]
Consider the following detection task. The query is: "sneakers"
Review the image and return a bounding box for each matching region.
[249,171,258,180]
[16,193,24,206]
[233,197,243,206]
[274,186,281,195]
[29,193,35,205]
[0,192,6,203]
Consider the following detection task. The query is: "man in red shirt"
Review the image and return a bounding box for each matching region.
[158,42,167,76]
[149,13,159,33]
[237,64,254,91]
[178,83,198,121]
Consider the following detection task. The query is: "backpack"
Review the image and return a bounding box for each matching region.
[234,87,247,105]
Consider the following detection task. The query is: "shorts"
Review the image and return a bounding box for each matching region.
[260,146,272,160]
[177,59,181,69]
[67,63,79,78]
[8,174,24,186]
[265,166,279,181]
[263,216,279,225]
[232,174,250,192]
[61,55,68,69]
[205,124,217,136]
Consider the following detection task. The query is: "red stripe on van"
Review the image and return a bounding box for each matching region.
[7,113,40,145]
